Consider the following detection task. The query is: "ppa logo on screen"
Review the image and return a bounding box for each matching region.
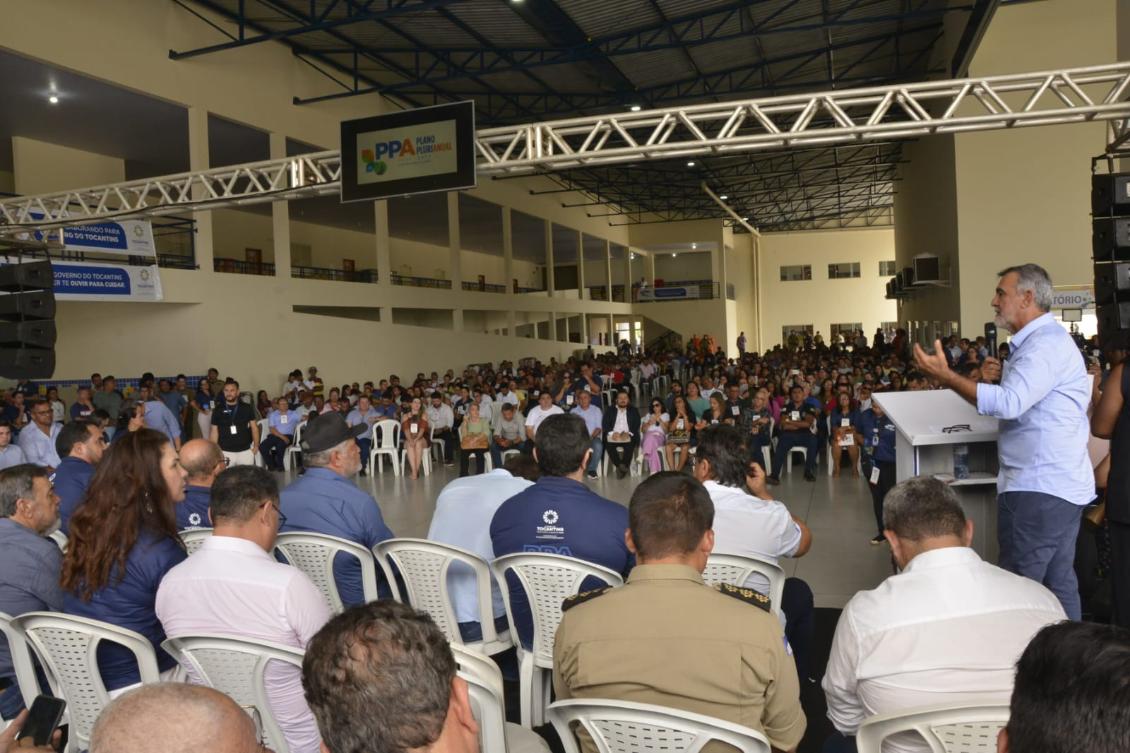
[361,134,452,175]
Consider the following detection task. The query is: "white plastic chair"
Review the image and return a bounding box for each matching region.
[453,643,549,753]
[702,553,786,618]
[181,527,214,555]
[283,421,305,471]
[274,531,399,613]
[429,424,446,464]
[369,419,401,476]
[14,612,162,753]
[548,699,771,753]
[375,539,512,655]
[162,634,306,753]
[783,419,818,475]
[48,530,67,554]
[0,612,43,712]
[401,424,434,477]
[254,418,270,468]
[856,704,1011,753]
[491,553,625,728]
[600,444,643,477]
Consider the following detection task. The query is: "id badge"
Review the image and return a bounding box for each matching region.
[872,434,879,447]
[840,418,850,428]
[870,466,881,484]
[731,406,740,416]
[790,411,800,422]
[566,394,574,405]
[229,425,238,435]
[676,419,685,430]
[280,415,288,424]
[410,422,419,434]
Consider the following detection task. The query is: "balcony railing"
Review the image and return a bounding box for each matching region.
[461,280,507,293]
[391,273,452,289]
[157,254,197,270]
[636,280,721,302]
[292,266,378,283]
[213,258,275,276]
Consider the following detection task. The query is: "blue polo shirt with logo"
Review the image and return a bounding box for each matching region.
[177,485,212,530]
[53,456,96,534]
[489,475,633,647]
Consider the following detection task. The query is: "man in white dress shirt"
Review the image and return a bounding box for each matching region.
[17,400,60,470]
[426,454,540,643]
[156,466,331,753]
[426,392,457,466]
[523,391,563,449]
[822,476,1066,753]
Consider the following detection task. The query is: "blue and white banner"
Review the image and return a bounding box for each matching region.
[638,284,702,301]
[0,257,163,301]
[27,216,157,257]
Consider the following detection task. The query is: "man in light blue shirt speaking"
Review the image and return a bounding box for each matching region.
[570,388,604,479]
[915,263,1092,619]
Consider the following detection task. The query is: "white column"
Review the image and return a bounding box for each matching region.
[576,229,586,300]
[374,200,392,323]
[604,240,612,300]
[269,133,290,279]
[187,106,214,272]
[545,221,556,296]
[448,192,463,331]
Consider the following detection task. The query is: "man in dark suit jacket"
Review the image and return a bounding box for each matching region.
[601,390,641,478]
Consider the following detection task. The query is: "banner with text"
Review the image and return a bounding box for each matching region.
[1,257,163,301]
[30,217,157,257]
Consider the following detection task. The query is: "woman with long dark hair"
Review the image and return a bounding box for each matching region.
[60,428,188,694]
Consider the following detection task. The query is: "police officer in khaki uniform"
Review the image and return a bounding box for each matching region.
[553,472,806,753]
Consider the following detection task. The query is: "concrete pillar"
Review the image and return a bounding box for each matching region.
[576,229,586,300]
[624,248,633,302]
[268,133,290,279]
[187,106,214,272]
[644,251,655,285]
[374,200,392,323]
[545,221,556,296]
[448,192,463,331]
[502,207,514,294]
[604,239,613,300]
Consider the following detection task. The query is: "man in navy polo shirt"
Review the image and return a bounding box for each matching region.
[53,419,105,534]
[856,399,897,545]
[490,413,633,647]
[280,412,395,606]
[177,439,225,530]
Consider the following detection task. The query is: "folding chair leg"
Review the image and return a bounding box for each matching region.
[518,651,535,728]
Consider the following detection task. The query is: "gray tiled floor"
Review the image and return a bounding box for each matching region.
[282,450,894,609]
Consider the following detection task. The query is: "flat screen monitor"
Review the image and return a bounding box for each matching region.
[1061,308,1083,322]
[340,101,476,203]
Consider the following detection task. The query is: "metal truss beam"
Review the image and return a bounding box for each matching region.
[3,63,1129,233]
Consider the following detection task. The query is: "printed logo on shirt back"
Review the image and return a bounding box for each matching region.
[536,508,564,540]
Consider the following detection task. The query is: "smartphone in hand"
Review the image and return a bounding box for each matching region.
[17,695,66,748]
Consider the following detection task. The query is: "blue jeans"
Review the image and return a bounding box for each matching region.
[356,437,372,469]
[998,491,1084,620]
[772,431,818,476]
[587,437,604,474]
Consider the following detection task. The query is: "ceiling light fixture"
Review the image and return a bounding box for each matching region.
[629,104,641,112]
[686,161,695,167]
[671,253,676,257]
[742,216,750,221]
[48,95,59,105]
[718,194,728,200]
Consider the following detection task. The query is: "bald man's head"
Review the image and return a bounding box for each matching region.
[180,439,225,485]
[90,684,259,753]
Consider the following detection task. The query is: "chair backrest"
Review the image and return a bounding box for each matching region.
[373,419,399,450]
[452,643,508,753]
[257,417,270,438]
[275,531,398,613]
[702,553,785,616]
[0,611,43,710]
[375,538,500,645]
[49,530,68,554]
[13,612,161,752]
[162,634,305,753]
[291,421,306,446]
[180,527,214,555]
[490,553,624,667]
[856,704,1011,753]
[547,698,771,753]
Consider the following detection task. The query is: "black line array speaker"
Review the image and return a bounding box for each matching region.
[0,260,56,379]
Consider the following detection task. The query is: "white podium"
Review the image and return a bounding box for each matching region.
[873,389,1001,562]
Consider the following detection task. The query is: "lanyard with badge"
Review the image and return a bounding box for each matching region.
[224,402,240,435]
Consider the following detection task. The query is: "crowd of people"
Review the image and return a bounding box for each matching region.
[0,263,1127,753]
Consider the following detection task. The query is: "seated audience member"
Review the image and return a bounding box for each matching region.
[302,601,480,753]
[176,439,225,530]
[664,395,695,472]
[345,394,379,476]
[88,683,262,753]
[262,396,298,472]
[694,424,815,680]
[822,477,1066,753]
[828,388,862,478]
[570,389,604,479]
[427,454,541,642]
[457,402,491,477]
[70,386,96,421]
[401,396,431,479]
[523,391,563,449]
[61,429,188,694]
[93,377,124,437]
[769,385,819,483]
[0,421,26,471]
[999,621,1130,753]
[748,390,773,472]
[139,386,183,450]
[0,393,27,435]
[554,472,805,753]
[18,400,61,470]
[157,466,331,753]
[209,380,258,467]
[489,402,524,470]
[0,465,63,721]
[601,390,641,478]
[280,412,395,605]
[294,390,317,420]
[491,414,633,646]
[45,387,64,425]
[640,398,669,474]
[426,392,456,467]
[53,419,106,533]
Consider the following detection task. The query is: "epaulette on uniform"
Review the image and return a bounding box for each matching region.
[561,587,612,612]
[714,582,771,613]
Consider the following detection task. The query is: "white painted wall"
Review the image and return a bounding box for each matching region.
[12,137,124,195]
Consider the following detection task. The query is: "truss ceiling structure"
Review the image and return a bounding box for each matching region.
[167,0,1028,231]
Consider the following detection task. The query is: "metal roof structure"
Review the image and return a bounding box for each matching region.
[168,0,1019,231]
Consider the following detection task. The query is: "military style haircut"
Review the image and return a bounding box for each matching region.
[208,465,278,524]
[0,464,49,518]
[628,472,714,560]
[56,419,98,458]
[534,413,591,476]
[694,424,753,488]
[882,476,966,540]
[302,600,456,753]
[1006,621,1130,753]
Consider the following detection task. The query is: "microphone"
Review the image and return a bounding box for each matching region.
[985,322,997,356]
